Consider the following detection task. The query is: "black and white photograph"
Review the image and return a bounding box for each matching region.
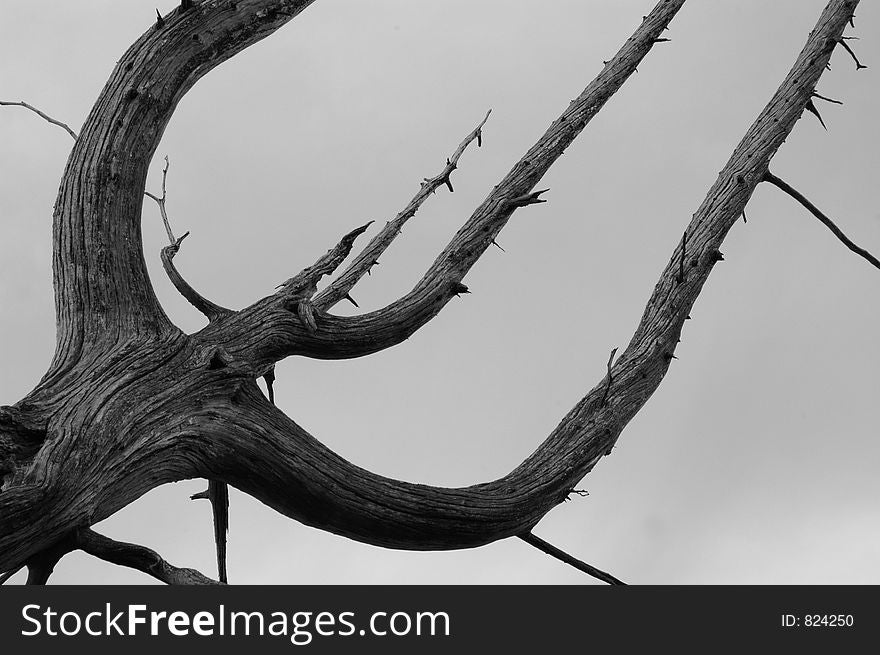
[1,0,878,646]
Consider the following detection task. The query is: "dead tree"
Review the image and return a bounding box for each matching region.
[0,0,873,584]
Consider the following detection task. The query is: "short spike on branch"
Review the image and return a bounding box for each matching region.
[600,347,618,407]
[263,365,276,405]
[507,189,549,208]
[812,91,843,105]
[804,99,828,130]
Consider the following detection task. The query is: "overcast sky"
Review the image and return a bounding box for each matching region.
[1,1,878,584]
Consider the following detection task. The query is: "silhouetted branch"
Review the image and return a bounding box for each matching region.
[0,100,78,140]
[763,171,880,272]
[519,532,625,585]
[76,529,223,585]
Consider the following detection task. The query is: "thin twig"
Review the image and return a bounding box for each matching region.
[144,156,177,244]
[2,99,186,247]
[519,532,625,585]
[763,171,880,272]
[313,110,491,311]
[0,100,78,140]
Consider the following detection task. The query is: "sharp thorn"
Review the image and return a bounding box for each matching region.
[450,281,470,296]
[805,99,827,130]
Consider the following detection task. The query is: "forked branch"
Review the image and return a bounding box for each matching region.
[144,156,177,244]
[210,0,688,370]
[178,0,862,558]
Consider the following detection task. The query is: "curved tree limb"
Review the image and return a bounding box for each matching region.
[161,235,233,322]
[76,529,222,585]
[46,0,319,377]
[0,0,865,582]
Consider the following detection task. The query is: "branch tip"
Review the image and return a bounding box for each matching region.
[0,99,78,140]
[812,91,843,105]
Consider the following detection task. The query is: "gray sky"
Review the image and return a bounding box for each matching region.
[1,1,878,584]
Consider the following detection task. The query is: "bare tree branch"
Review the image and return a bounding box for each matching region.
[277,222,374,298]
[518,532,625,585]
[165,0,861,559]
[0,100,78,140]
[144,155,177,244]
[161,235,233,322]
[207,0,688,370]
[76,529,223,585]
[0,0,867,584]
[314,110,492,311]
[46,0,320,373]
[762,171,880,272]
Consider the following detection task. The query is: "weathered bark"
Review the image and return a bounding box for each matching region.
[0,0,863,581]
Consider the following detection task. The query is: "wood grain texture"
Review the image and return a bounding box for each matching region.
[0,0,862,580]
